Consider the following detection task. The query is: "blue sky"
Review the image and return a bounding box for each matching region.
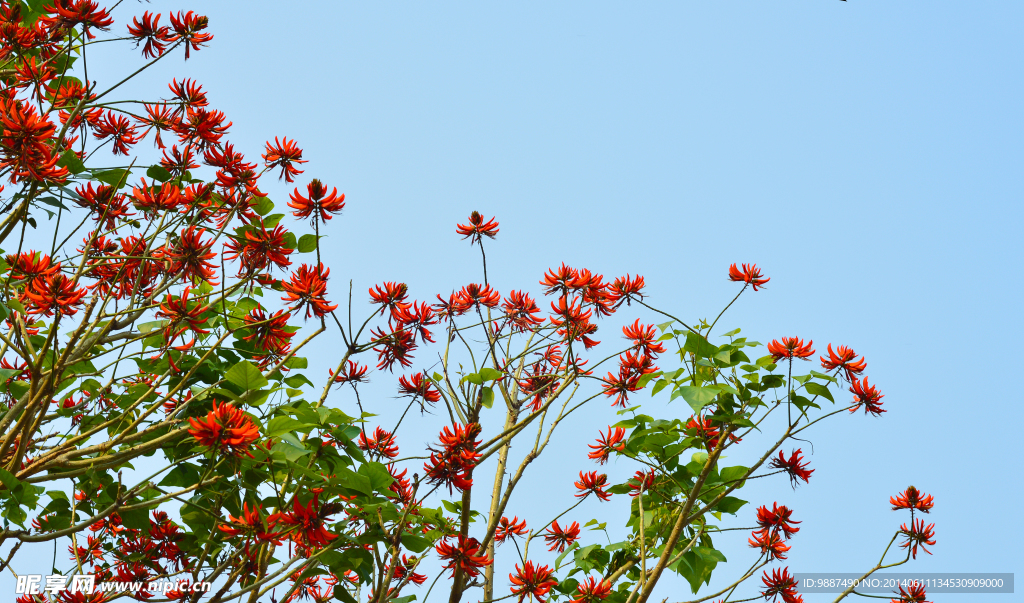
[5,1,1023,601]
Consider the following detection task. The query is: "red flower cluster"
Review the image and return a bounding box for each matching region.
[890,582,930,603]
[435,535,491,578]
[509,561,557,603]
[601,320,663,407]
[849,376,884,416]
[155,287,210,352]
[627,469,655,497]
[187,402,260,457]
[728,263,770,291]
[587,426,626,464]
[398,372,440,404]
[543,520,580,552]
[819,343,866,380]
[218,503,282,547]
[748,503,800,561]
[767,337,814,362]
[769,449,814,487]
[574,471,611,501]
[288,178,345,224]
[268,493,338,550]
[573,577,612,602]
[899,518,936,559]
[282,263,338,319]
[760,567,802,603]
[241,308,294,366]
[357,427,399,460]
[685,415,740,451]
[424,423,481,492]
[262,136,306,182]
[330,360,369,385]
[890,486,934,513]
[495,516,528,544]
[456,211,499,244]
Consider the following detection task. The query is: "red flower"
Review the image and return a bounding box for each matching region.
[92,110,140,155]
[281,263,338,319]
[371,326,417,371]
[187,402,260,457]
[899,518,936,559]
[728,263,770,291]
[435,535,491,578]
[131,179,182,214]
[164,226,218,284]
[168,10,213,60]
[574,471,611,502]
[587,427,626,464]
[509,561,557,603]
[168,78,208,111]
[288,179,345,224]
[155,287,210,350]
[369,282,411,317]
[398,373,440,404]
[540,263,578,296]
[890,582,929,603]
[0,98,68,182]
[45,0,113,38]
[760,567,802,603]
[24,273,87,317]
[424,423,481,492]
[330,360,369,385]
[622,319,666,357]
[388,464,414,505]
[573,576,612,602]
[242,308,294,357]
[628,469,655,497]
[127,11,175,58]
[606,274,645,308]
[357,427,399,459]
[549,297,599,349]
[263,137,306,182]
[502,290,543,332]
[268,493,338,549]
[819,344,866,380]
[495,516,527,544]
[223,223,294,275]
[174,107,231,151]
[849,376,884,416]
[543,520,580,552]
[458,283,501,309]
[769,449,814,487]
[748,528,791,560]
[388,555,427,586]
[6,251,60,286]
[890,486,934,513]
[392,301,437,343]
[218,503,282,545]
[755,503,801,539]
[140,103,180,149]
[456,211,499,244]
[685,415,739,451]
[767,337,814,362]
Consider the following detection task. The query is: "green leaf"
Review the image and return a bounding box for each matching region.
[480,386,494,409]
[283,374,315,389]
[297,234,319,253]
[254,196,274,216]
[721,328,741,337]
[720,466,749,486]
[119,507,150,530]
[714,496,747,515]
[683,332,719,359]
[276,432,311,461]
[146,165,172,182]
[677,385,721,413]
[804,382,834,403]
[479,367,503,382]
[225,360,268,391]
[358,462,395,491]
[92,169,130,188]
[57,151,85,174]
[402,533,431,553]
[266,416,308,437]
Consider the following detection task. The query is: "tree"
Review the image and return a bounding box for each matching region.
[0,3,935,603]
